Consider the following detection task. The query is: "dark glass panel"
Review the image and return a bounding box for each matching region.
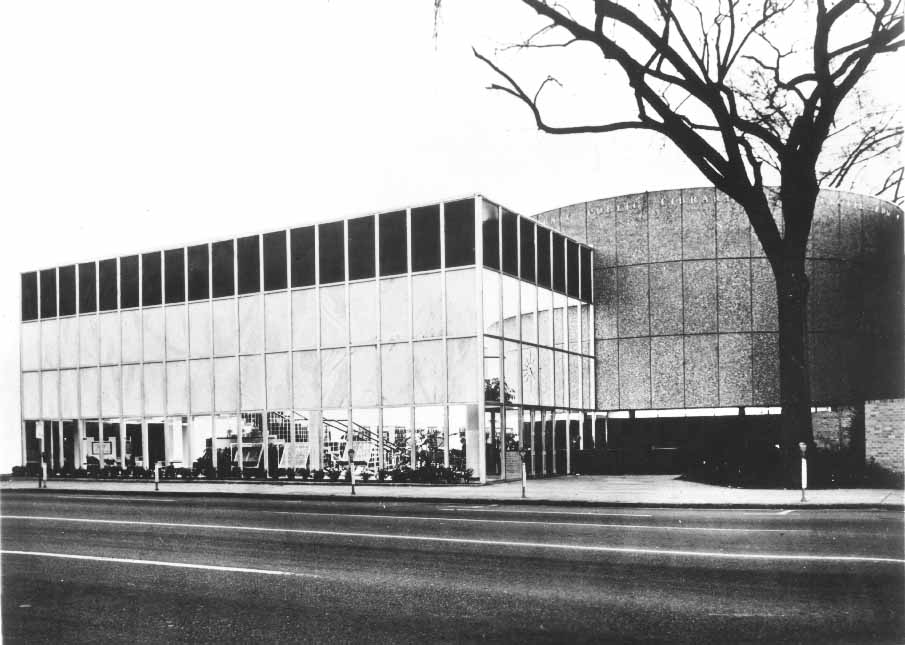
[187,244,209,301]
[348,216,375,280]
[120,256,139,309]
[237,235,261,294]
[379,210,407,276]
[58,265,76,316]
[580,246,592,303]
[263,231,287,291]
[164,249,185,304]
[290,226,315,288]
[40,269,57,318]
[411,204,440,272]
[21,272,38,321]
[141,252,162,307]
[536,227,551,289]
[567,241,580,298]
[99,259,118,311]
[519,218,535,282]
[482,200,499,269]
[552,233,565,294]
[501,209,518,276]
[318,221,345,284]
[444,199,475,268]
[79,262,97,313]
[212,240,235,298]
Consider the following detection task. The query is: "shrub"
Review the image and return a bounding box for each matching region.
[312,469,325,481]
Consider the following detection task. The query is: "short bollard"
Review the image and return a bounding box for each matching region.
[518,447,530,499]
[154,462,161,492]
[799,442,808,503]
[348,448,356,496]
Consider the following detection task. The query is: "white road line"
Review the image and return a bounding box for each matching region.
[439,507,653,518]
[4,515,900,564]
[0,549,316,577]
[50,495,177,503]
[267,510,809,533]
[743,510,794,516]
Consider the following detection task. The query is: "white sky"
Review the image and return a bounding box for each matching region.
[0,1,896,471]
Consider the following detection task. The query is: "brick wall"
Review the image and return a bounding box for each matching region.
[865,399,905,474]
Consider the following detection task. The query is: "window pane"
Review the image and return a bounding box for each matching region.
[98,259,117,311]
[501,208,518,276]
[415,406,445,469]
[290,226,315,287]
[581,246,592,302]
[383,406,412,469]
[379,210,407,276]
[537,227,551,288]
[164,249,185,304]
[552,232,565,293]
[318,221,345,284]
[142,252,162,307]
[211,240,234,298]
[237,235,260,294]
[58,265,76,316]
[482,200,499,269]
[120,255,139,309]
[39,269,57,318]
[348,215,375,280]
[520,218,535,282]
[79,262,97,313]
[263,230,287,291]
[187,244,209,301]
[444,199,475,267]
[21,272,38,321]
[567,240,579,298]
[411,204,440,272]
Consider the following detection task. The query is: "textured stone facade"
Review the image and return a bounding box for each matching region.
[865,399,905,474]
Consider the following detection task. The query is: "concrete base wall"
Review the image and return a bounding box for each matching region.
[811,407,859,452]
[865,399,905,474]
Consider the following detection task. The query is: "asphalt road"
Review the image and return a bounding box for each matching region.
[2,491,903,644]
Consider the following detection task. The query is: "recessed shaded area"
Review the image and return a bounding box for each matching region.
[120,255,139,309]
[445,199,475,268]
[98,259,117,311]
[379,211,407,277]
[78,262,96,313]
[552,233,565,293]
[263,231,287,291]
[580,247,592,302]
[164,249,185,304]
[567,241,579,299]
[482,200,499,270]
[21,272,37,321]
[502,209,518,276]
[348,216,375,280]
[520,219,535,282]
[290,226,315,288]
[188,245,209,301]
[411,204,440,272]
[537,227,551,288]
[212,240,235,298]
[318,222,345,284]
[142,252,162,307]
[39,269,56,318]
[237,235,260,294]
[58,265,76,316]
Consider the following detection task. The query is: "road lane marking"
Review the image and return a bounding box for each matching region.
[743,510,794,516]
[267,510,809,533]
[4,515,901,564]
[439,507,653,518]
[0,549,317,577]
[50,495,177,503]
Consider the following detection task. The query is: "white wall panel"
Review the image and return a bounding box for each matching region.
[569,354,581,408]
[41,371,59,418]
[60,318,79,368]
[350,345,378,406]
[291,289,317,350]
[321,348,349,408]
[413,340,444,404]
[165,305,187,359]
[504,341,521,404]
[349,281,378,345]
[212,299,237,356]
[320,285,347,348]
[189,302,212,359]
[79,368,98,418]
[79,316,98,366]
[239,295,263,355]
[539,348,554,406]
[142,363,165,416]
[122,364,142,417]
[214,357,238,412]
[412,274,443,339]
[121,310,142,364]
[447,337,477,403]
[190,359,212,413]
[41,320,59,370]
[166,361,188,414]
[239,354,264,410]
[381,342,411,405]
[446,268,477,337]
[21,322,41,371]
[265,292,290,352]
[142,307,165,362]
[99,312,120,365]
[265,352,291,409]
[380,277,409,342]
[293,350,320,409]
[60,369,79,418]
[100,366,121,417]
[554,351,567,408]
[22,372,40,418]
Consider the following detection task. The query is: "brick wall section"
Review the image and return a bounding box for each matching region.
[811,407,858,451]
[865,399,905,474]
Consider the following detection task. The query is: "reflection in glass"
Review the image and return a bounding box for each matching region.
[520,218,535,282]
[484,336,504,403]
[521,409,533,476]
[379,211,407,276]
[120,256,139,309]
[266,410,292,477]
[567,240,580,298]
[322,408,349,472]
[482,269,500,335]
[484,406,502,479]
[501,275,520,339]
[448,405,471,474]
[239,413,263,473]
[351,409,379,476]
[290,226,316,288]
[263,231,288,291]
[318,221,345,284]
[214,415,238,478]
[411,204,441,272]
[503,340,520,404]
[520,282,536,343]
[553,293,566,349]
[382,406,412,472]
[212,240,235,298]
[521,344,539,406]
[164,250,185,304]
[415,406,445,469]
[348,216,375,280]
[568,298,580,353]
[539,347,554,406]
[581,305,592,355]
[580,246,592,302]
[552,232,565,294]
[141,254,162,307]
[187,245,209,301]
[189,416,214,477]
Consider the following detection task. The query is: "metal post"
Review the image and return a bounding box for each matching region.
[348,448,356,495]
[799,442,808,503]
[155,461,160,491]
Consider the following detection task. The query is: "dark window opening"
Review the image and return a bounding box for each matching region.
[537,227,551,289]
[502,209,518,276]
[40,269,57,318]
[99,259,118,311]
[58,265,76,316]
[444,199,475,268]
[552,233,565,294]
[164,249,185,303]
[187,245,209,301]
[411,204,440,272]
[79,262,97,313]
[567,241,580,299]
[142,252,162,307]
[318,221,345,284]
[348,216,375,280]
[263,231,287,291]
[379,211,407,276]
[119,256,139,309]
[580,246,592,302]
[212,240,235,298]
[519,219,535,282]
[21,272,38,321]
[237,235,260,294]
[482,200,499,269]
[290,226,315,288]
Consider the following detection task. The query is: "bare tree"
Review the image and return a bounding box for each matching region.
[462,0,902,467]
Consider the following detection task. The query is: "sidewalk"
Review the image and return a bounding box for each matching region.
[2,475,902,508]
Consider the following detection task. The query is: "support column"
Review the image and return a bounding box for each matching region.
[119,420,127,470]
[141,420,149,470]
[57,420,64,470]
[236,412,243,474]
[182,417,191,471]
[538,410,547,476]
[550,410,557,475]
[75,419,85,469]
[443,406,450,468]
[565,413,571,475]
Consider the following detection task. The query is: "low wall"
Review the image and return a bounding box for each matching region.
[865,399,905,475]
